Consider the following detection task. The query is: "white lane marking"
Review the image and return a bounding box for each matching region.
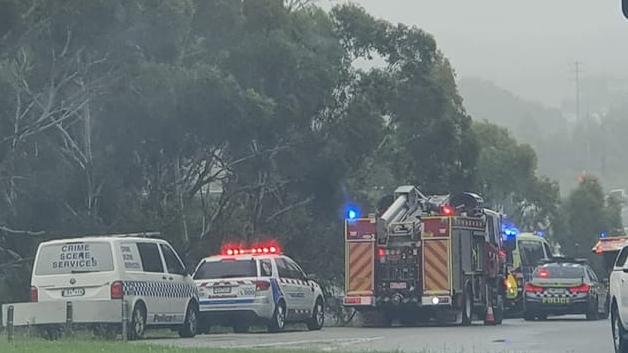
[224,336,384,349]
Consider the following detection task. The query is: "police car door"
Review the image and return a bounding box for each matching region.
[134,242,170,323]
[275,258,303,315]
[284,258,310,313]
[159,243,190,323]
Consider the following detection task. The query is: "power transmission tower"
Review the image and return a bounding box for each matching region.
[574,61,582,123]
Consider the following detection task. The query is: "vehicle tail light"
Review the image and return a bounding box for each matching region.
[255,280,270,291]
[569,284,590,294]
[111,281,124,299]
[524,283,544,294]
[30,286,38,302]
[378,248,386,258]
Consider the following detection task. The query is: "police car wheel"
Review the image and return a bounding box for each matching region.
[307,299,324,331]
[587,299,600,321]
[612,306,628,353]
[523,311,536,321]
[269,302,286,332]
[178,303,198,338]
[128,304,146,340]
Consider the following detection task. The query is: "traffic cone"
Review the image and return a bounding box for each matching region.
[484,305,496,325]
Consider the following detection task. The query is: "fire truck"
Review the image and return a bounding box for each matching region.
[343,186,505,326]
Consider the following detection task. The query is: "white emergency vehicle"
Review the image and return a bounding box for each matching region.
[30,234,199,339]
[193,244,325,333]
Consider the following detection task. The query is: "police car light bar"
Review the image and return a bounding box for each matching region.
[223,245,281,256]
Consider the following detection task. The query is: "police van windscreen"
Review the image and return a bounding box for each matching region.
[34,242,114,275]
[519,241,547,266]
[194,259,256,279]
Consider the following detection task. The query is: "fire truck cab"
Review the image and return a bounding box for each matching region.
[343,186,505,326]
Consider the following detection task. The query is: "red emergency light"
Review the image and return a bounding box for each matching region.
[223,244,281,256]
[441,205,455,216]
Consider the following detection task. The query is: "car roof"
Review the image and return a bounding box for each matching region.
[517,233,547,242]
[40,235,167,245]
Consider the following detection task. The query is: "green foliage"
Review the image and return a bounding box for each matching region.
[0,0,589,300]
[472,121,560,234]
[555,176,622,271]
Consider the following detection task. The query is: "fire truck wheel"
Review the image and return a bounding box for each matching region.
[462,288,473,326]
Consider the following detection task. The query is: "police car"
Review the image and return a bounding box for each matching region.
[193,244,325,333]
[30,234,199,339]
[523,258,608,321]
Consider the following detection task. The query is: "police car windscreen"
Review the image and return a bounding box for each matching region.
[534,264,585,279]
[35,242,114,275]
[194,259,256,279]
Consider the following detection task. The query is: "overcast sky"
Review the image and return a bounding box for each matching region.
[323,0,628,108]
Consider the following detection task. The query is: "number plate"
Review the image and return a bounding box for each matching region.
[62,288,85,297]
[542,297,570,304]
[213,286,232,294]
[390,282,407,289]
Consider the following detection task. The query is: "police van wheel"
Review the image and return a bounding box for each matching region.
[268,302,286,332]
[612,305,628,353]
[307,299,325,331]
[179,303,198,338]
[128,304,146,340]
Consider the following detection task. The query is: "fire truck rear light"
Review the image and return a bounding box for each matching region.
[111,281,124,299]
[378,248,386,258]
[255,280,270,291]
[441,205,455,216]
[30,286,38,302]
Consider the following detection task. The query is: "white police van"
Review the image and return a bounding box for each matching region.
[30,234,199,339]
[193,244,325,333]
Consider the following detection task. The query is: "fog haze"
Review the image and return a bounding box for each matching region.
[327,0,628,110]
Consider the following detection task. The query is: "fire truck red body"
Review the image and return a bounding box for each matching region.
[344,186,505,326]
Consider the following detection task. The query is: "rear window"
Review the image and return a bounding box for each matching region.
[35,242,114,275]
[194,259,256,280]
[534,264,585,279]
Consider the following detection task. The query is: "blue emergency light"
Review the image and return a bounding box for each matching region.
[600,231,609,239]
[346,206,361,221]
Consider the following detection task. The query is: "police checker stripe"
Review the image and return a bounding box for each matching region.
[348,242,374,294]
[198,280,255,287]
[123,280,198,298]
[423,239,450,292]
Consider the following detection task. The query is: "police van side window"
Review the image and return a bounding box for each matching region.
[160,244,186,276]
[137,242,164,273]
[285,258,306,280]
[616,247,628,269]
[543,243,552,258]
[275,258,290,278]
[259,259,273,277]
